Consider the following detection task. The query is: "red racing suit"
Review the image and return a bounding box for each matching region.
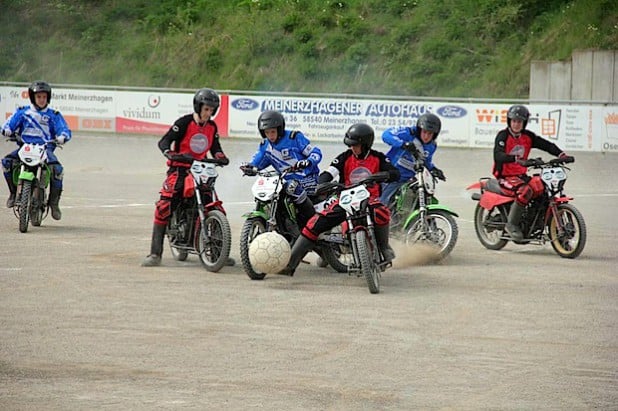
[302,149,399,241]
[492,128,564,206]
[153,114,229,225]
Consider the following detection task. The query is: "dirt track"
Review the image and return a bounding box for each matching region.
[1,135,616,410]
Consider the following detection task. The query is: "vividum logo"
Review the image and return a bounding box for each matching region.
[437,105,467,118]
[231,98,259,111]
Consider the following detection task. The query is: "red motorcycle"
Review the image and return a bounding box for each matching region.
[467,156,586,258]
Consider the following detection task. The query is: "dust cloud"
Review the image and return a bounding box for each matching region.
[391,239,442,268]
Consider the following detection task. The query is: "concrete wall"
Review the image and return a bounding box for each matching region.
[530,50,617,103]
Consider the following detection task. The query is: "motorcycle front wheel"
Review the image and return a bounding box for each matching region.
[31,183,46,227]
[355,230,380,294]
[403,210,458,260]
[196,209,232,272]
[473,204,508,250]
[240,217,268,280]
[18,180,33,233]
[548,203,587,259]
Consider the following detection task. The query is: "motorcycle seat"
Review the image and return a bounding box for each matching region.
[480,178,504,195]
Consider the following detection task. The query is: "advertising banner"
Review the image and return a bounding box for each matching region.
[1,85,616,152]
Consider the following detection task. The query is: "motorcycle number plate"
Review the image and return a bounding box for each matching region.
[541,167,566,186]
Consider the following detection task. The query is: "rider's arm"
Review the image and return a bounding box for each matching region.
[318,151,346,183]
[493,129,517,164]
[2,106,27,135]
[381,126,411,148]
[158,114,191,153]
[530,131,564,157]
[297,132,322,167]
[51,110,72,143]
[207,127,229,165]
[378,152,401,182]
[248,139,270,169]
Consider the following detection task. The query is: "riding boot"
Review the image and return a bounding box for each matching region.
[374,224,395,263]
[4,173,16,208]
[48,187,63,220]
[295,197,315,230]
[142,223,166,267]
[278,235,316,276]
[505,202,525,241]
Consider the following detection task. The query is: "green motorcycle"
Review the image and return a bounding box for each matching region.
[387,155,458,260]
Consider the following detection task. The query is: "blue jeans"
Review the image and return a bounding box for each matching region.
[379,181,405,206]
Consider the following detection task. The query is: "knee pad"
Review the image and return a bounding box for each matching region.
[516,185,533,205]
[154,198,172,225]
[51,163,64,181]
[528,176,544,197]
[2,157,15,174]
[285,180,306,203]
[372,202,391,226]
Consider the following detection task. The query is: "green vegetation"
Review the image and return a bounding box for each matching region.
[1,0,616,98]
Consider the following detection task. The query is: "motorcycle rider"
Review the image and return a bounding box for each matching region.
[380,112,446,206]
[493,104,571,241]
[278,123,400,276]
[1,80,71,220]
[142,88,232,267]
[240,110,322,230]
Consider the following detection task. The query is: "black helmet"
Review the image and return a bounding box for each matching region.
[257,110,286,139]
[193,88,220,116]
[416,113,441,140]
[344,123,374,150]
[28,80,52,107]
[507,104,530,129]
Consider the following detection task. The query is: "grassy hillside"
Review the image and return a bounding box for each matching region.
[1,0,616,98]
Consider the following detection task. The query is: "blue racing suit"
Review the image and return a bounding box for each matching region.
[2,104,72,191]
[247,130,322,204]
[380,125,438,205]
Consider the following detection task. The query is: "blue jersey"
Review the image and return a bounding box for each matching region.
[382,126,437,181]
[249,130,322,189]
[2,104,71,145]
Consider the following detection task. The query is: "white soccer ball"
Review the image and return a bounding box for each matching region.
[248,232,291,274]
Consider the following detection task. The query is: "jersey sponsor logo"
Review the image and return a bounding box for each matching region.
[190,133,209,154]
[349,167,372,184]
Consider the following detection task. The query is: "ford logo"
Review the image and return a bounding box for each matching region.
[231,98,259,111]
[437,105,467,118]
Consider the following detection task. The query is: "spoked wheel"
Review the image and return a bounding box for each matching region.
[18,181,33,233]
[473,204,508,250]
[549,203,587,258]
[320,225,352,273]
[240,217,268,280]
[196,210,232,272]
[355,230,380,294]
[31,184,45,227]
[403,210,458,260]
[168,212,189,261]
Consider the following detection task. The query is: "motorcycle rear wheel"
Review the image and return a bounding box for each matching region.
[18,181,32,233]
[240,217,268,280]
[548,203,587,259]
[403,210,458,260]
[356,230,380,294]
[320,225,352,273]
[473,204,508,250]
[196,209,232,272]
[168,211,189,261]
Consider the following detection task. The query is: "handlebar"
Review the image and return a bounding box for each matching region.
[165,151,228,166]
[518,156,575,168]
[315,172,390,195]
